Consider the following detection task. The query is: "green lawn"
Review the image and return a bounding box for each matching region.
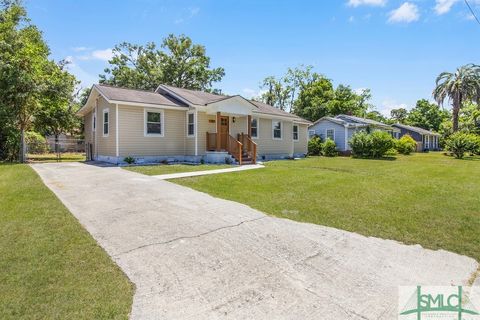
[175,153,480,263]
[0,164,133,319]
[27,152,86,162]
[124,163,232,176]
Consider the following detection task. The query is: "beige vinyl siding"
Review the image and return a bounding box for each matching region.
[255,118,294,156]
[197,112,216,155]
[294,123,308,155]
[229,116,248,139]
[96,97,116,157]
[83,110,93,145]
[185,109,195,156]
[118,105,186,157]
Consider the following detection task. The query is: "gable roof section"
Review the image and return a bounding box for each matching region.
[392,123,440,136]
[157,84,227,105]
[310,116,350,127]
[335,114,391,128]
[95,84,186,107]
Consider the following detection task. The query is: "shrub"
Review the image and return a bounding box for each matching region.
[322,138,337,157]
[350,130,395,158]
[445,132,476,159]
[124,156,135,164]
[472,135,480,155]
[395,134,417,155]
[308,136,322,156]
[25,131,48,154]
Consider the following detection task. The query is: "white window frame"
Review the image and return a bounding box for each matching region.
[187,111,195,137]
[251,117,259,139]
[144,109,164,137]
[92,112,96,132]
[326,128,335,141]
[308,130,316,138]
[272,120,282,140]
[102,108,109,137]
[293,124,299,141]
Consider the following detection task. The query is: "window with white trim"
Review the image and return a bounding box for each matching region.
[308,130,316,138]
[251,118,258,138]
[326,129,334,141]
[146,111,163,135]
[103,109,109,136]
[272,120,282,139]
[187,111,195,137]
[293,124,299,141]
[92,112,96,132]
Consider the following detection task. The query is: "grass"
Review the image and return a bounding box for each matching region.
[27,152,86,163]
[0,164,133,319]
[175,152,480,262]
[124,163,232,176]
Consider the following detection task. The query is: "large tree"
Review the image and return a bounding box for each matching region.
[406,99,449,132]
[292,75,335,121]
[100,34,225,91]
[433,64,480,132]
[0,0,51,162]
[390,108,408,123]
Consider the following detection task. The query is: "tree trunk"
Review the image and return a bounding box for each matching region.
[452,96,460,132]
[19,128,25,163]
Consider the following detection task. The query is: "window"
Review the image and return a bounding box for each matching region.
[272,120,282,139]
[187,112,195,137]
[145,111,163,136]
[308,130,316,138]
[251,118,258,138]
[293,124,299,141]
[92,112,96,132]
[326,129,334,141]
[103,109,109,136]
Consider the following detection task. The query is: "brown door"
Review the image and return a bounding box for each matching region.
[220,116,229,150]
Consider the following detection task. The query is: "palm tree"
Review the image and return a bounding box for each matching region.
[433,64,480,132]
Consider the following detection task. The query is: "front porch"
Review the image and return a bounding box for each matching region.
[204,112,257,165]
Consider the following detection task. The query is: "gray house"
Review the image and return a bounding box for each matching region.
[308,114,400,152]
[391,123,440,151]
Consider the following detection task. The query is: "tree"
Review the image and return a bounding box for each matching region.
[406,99,449,132]
[433,64,480,132]
[365,111,388,123]
[0,1,51,162]
[100,34,225,91]
[292,75,335,121]
[34,60,79,153]
[390,108,408,123]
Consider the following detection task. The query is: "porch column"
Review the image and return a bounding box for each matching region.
[216,112,221,151]
[247,115,252,138]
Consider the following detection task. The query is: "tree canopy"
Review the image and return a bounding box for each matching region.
[99,34,225,91]
[405,99,449,132]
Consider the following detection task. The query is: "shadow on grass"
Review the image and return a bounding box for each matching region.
[351,156,397,161]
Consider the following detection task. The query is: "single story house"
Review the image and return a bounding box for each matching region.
[391,123,440,151]
[308,114,400,152]
[77,84,311,164]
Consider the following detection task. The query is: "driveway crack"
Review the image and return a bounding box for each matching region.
[114,216,266,257]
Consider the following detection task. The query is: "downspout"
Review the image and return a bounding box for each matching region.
[194,109,198,157]
[115,104,119,162]
[94,100,98,160]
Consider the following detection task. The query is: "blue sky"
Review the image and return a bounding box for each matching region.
[26,0,479,115]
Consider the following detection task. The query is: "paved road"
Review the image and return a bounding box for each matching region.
[32,162,478,320]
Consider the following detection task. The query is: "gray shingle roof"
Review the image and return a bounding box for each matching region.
[96,84,187,107]
[335,114,391,128]
[392,123,440,136]
[249,100,311,124]
[158,84,227,105]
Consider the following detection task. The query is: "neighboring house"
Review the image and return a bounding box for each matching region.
[77,84,311,164]
[392,123,440,151]
[308,114,400,152]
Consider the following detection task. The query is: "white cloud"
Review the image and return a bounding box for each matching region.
[72,46,90,52]
[175,7,200,24]
[388,2,420,23]
[434,0,460,15]
[91,48,114,61]
[379,99,409,117]
[347,0,386,7]
[242,88,266,99]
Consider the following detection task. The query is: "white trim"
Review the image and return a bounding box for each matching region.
[144,109,165,137]
[115,104,119,157]
[102,108,110,137]
[344,125,348,151]
[94,104,97,158]
[251,117,259,139]
[308,130,316,138]
[293,124,299,141]
[194,109,198,156]
[187,110,195,138]
[326,128,335,141]
[272,120,283,140]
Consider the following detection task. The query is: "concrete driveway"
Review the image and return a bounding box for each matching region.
[32,162,478,320]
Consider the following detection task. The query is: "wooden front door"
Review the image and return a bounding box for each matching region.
[220,116,229,150]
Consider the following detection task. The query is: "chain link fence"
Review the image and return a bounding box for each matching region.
[26,136,85,162]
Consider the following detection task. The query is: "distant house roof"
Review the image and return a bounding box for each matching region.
[392,123,440,136]
[310,114,396,130]
[95,84,187,107]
